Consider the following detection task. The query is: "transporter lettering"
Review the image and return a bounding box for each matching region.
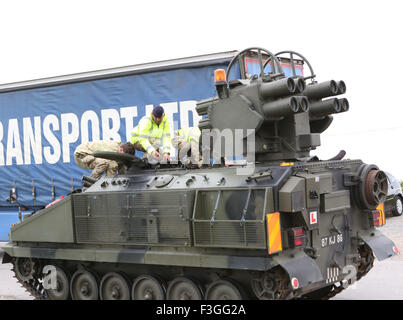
[0,101,199,166]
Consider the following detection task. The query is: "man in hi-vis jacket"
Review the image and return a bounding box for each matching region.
[130,106,172,161]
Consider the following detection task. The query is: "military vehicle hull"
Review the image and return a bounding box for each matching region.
[2,159,398,300]
[2,47,399,300]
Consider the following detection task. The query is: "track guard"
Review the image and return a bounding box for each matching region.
[273,251,323,288]
[1,252,12,264]
[359,232,398,261]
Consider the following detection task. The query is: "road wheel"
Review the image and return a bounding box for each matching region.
[100,272,131,300]
[45,266,71,300]
[393,196,403,216]
[166,277,203,300]
[205,279,243,300]
[70,269,100,300]
[132,275,166,300]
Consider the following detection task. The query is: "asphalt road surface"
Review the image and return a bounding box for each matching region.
[333,213,403,300]
[0,214,402,300]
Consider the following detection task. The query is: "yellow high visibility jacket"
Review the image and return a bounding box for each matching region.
[176,127,201,143]
[130,112,172,155]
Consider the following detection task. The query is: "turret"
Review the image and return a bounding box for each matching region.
[196,47,348,162]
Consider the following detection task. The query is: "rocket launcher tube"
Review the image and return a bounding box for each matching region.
[293,77,306,94]
[336,80,346,95]
[303,80,339,99]
[260,78,296,99]
[262,96,300,118]
[295,96,309,112]
[309,98,341,118]
[338,98,349,112]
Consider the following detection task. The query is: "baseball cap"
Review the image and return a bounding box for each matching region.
[152,106,164,118]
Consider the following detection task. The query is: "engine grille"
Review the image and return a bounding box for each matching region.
[73,191,194,245]
[192,189,267,249]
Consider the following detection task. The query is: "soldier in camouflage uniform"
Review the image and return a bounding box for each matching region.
[74,141,135,179]
[172,126,202,167]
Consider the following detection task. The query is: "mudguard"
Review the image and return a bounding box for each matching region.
[1,251,11,264]
[273,251,323,288]
[359,232,398,261]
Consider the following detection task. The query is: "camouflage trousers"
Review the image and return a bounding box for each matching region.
[171,136,201,166]
[74,152,119,180]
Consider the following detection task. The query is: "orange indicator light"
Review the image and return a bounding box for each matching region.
[214,69,226,83]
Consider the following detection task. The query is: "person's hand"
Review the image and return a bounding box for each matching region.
[152,150,160,159]
[163,153,171,161]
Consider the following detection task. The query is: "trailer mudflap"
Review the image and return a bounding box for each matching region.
[273,251,323,288]
[359,233,398,261]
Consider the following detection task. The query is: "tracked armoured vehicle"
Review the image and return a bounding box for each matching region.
[2,47,399,300]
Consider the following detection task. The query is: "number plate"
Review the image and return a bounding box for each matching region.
[321,233,343,248]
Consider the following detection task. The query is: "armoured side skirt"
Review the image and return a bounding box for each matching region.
[1,243,276,271]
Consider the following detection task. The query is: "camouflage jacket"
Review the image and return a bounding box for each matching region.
[74,140,122,156]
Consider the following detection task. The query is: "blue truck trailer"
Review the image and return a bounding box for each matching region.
[0,49,303,240]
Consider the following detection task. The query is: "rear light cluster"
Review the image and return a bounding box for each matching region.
[370,209,385,227]
[288,227,306,248]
